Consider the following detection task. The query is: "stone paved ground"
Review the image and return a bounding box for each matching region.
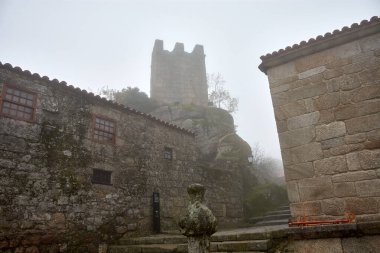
[212,224,288,238]
[109,221,380,252]
[109,224,289,252]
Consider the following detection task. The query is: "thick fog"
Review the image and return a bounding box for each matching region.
[0,0,378,161]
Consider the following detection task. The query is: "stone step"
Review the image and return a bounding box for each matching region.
[108,239,270,253]
[118,227,275,246]
[109,225,290,252]
[248,205,291,226]
[212,224,288,242]
[211,239,271,252]
[265,210,290,216]
[248,217,263,224]
[108,243,186,253]
[254,219,289,227]
[119,234,186,245]
[276,206,290,211]
[258,213,291,222]
[249,213,290,224]
[118,234,270,246]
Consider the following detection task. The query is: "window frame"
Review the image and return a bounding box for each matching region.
[92,114,117,144]
[164,147,173,160]
[91,169,112,185]
[0,84,37,122]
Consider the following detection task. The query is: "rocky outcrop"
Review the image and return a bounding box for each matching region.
[152,104,256,226]
[151,104,251,162]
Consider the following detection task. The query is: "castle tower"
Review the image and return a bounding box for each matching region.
[150,40,208,107]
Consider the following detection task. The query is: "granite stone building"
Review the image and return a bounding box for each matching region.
[260,16,380,222]
[0,58,245,251]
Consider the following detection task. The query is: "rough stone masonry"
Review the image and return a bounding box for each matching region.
[0,62,200,252]
[150,39,209,107]
[259,16,380,222]
[0,59,245,252]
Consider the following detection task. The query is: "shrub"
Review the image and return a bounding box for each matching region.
[244,183,289,218]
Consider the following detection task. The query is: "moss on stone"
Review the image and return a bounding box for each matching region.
[180,103,197,112]
[218,133,252,161]
[41,121,92,195]
[244,183,289,217]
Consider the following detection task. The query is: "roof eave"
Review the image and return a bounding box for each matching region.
[259,19,380,74]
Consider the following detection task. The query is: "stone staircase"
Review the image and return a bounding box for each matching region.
[108,224,288,253]
[108,206,291,253]
[248,205,290,227]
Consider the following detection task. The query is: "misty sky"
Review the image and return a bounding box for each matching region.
[0,0,379,160]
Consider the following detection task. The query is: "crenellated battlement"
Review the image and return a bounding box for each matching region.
[153,39,205,56]
[150,39,208,107]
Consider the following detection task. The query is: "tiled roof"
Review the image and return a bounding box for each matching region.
[0,61,195,136]
[259,16,380,73]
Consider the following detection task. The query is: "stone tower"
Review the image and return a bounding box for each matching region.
[150,39,208,107]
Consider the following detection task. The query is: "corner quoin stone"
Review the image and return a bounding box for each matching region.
[286,181,300,203]
[285,162,315,181]
[287,111,320,130]
[279,126,315,149]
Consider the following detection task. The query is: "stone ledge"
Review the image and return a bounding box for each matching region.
[285,221,380,240]
[286,223,358,240]
[107,221,380,252]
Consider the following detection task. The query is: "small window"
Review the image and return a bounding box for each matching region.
[0,85,37,121]
[164,147,173,160]
[92,169,112,185]
[93,115,116,143]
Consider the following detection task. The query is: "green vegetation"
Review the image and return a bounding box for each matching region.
[41,121,92,195]
[180,103,197,112]
[99,86,158,113]
[244,183,289,217]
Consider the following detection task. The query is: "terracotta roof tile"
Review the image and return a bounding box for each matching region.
[0,61,194,136]
[260,16,380,63]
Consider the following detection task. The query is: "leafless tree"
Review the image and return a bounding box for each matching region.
[250,143,284,184]
[208,73,238,113]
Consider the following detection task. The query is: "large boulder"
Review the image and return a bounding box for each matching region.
[151,104,247,160]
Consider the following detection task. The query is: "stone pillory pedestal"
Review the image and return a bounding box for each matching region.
[150,39,208,107]
[179,184,217,253]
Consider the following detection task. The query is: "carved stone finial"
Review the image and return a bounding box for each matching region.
[179,184,217,253]
[188,183,206,204]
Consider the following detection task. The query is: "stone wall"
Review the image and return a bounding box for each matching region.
[0,63,204,252]
[150,40,208,107]
[260,21,380,221]
[277,222,380,253]
[289,236,380,253]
